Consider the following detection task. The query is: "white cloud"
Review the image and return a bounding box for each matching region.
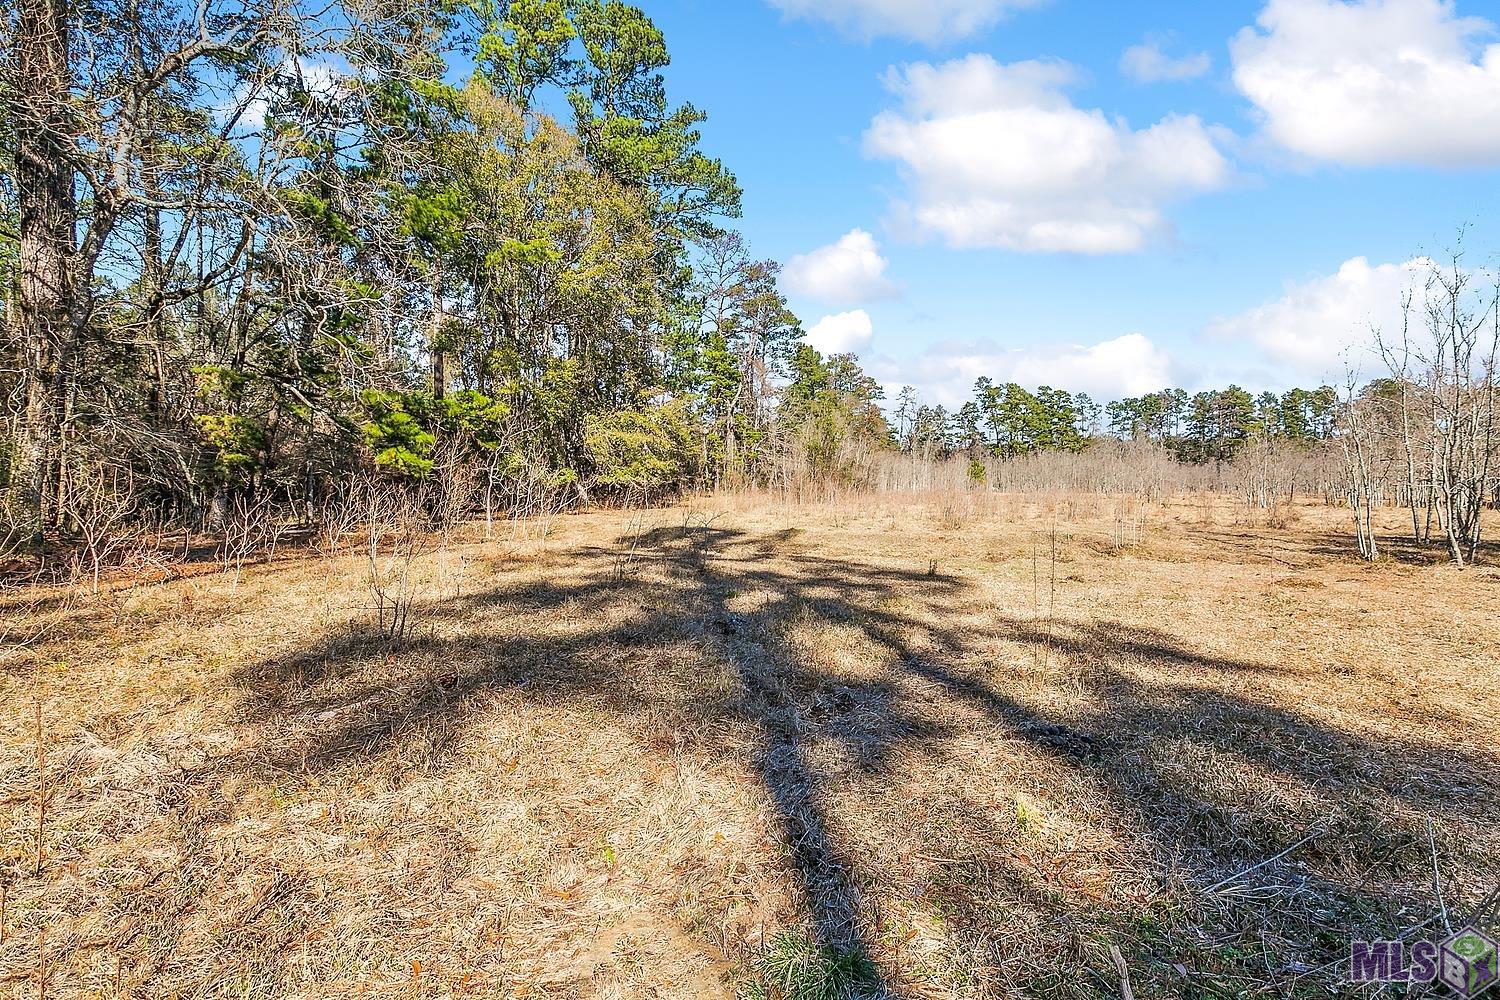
[867,333,1177,407]
[224,58,345,136]
[765,0,1044,44]
[1231,0,1500,167]
[864,55,1232,253]
[806,310,876,356]
[1203,257,1425,382]
[847,255,1488,407]
[1121,38,1212,83]
[783,230,898,305]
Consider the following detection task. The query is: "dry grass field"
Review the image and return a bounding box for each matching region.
[2,493,1498,998]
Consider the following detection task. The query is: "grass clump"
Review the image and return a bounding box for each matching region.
[741,932,882,1000]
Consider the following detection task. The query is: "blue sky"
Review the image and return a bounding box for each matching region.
[639,0,1500,406]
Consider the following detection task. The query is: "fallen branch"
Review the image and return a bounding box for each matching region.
[1205,825,1325,895]
[1109,944,1135,1000]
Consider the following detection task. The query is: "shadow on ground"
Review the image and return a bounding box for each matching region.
[221,523,1500,997]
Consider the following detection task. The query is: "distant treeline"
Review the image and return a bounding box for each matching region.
[889,382,1340,464]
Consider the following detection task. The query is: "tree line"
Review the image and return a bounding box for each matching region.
[887,381,1339,465]
[0,0,896,542]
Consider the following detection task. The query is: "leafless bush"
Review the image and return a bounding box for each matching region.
[863,442,1217,501]
[506,459,573,541]
[612,510,652,580]
[934,497,971,531]
[1263,498,1299,531]
[1420,258,1498,566]
[1370,242,1500,565]
[61,468,144,595]
[218,493,293,587]
[993,441,1205,499]
[1111,500,1147,552]
[430,439,486,538]
[1228,438,1332,529]
[315,484,366,555]
[356,480,431,642]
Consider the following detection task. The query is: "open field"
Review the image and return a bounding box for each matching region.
[2,493,1498,998]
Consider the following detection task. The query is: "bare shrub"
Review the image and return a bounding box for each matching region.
[934,497,971,532]
[1225,438,1328,530]
[1420,257,1498,566]
[315,483,366,555]
[60,467,144,595]
[357,480,431,642]
[1111,500,1147,552]
[863,441,1216,501]
[429,438,486,539]
[612,509,653,580]
[506,459,573,541]
[1264,499,1299,531]
[1370,243,1500,565]
[218,493,293,587]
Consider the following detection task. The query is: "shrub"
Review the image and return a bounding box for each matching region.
[584,397,698,496]
[358,389,510,478]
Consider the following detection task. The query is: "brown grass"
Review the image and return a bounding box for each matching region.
[1,494,1497,998]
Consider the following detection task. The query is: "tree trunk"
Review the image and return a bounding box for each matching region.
[14,0,77,537]
[430,266,446,402]
[142,149,168,423]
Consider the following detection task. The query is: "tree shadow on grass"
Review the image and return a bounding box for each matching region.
[215,523,1500,996]
[1300,527,1500,566]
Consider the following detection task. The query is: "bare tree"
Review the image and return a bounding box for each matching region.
[1418,248,1498,566]
[1338,373,1382,562]
[1375,293,1437,545]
